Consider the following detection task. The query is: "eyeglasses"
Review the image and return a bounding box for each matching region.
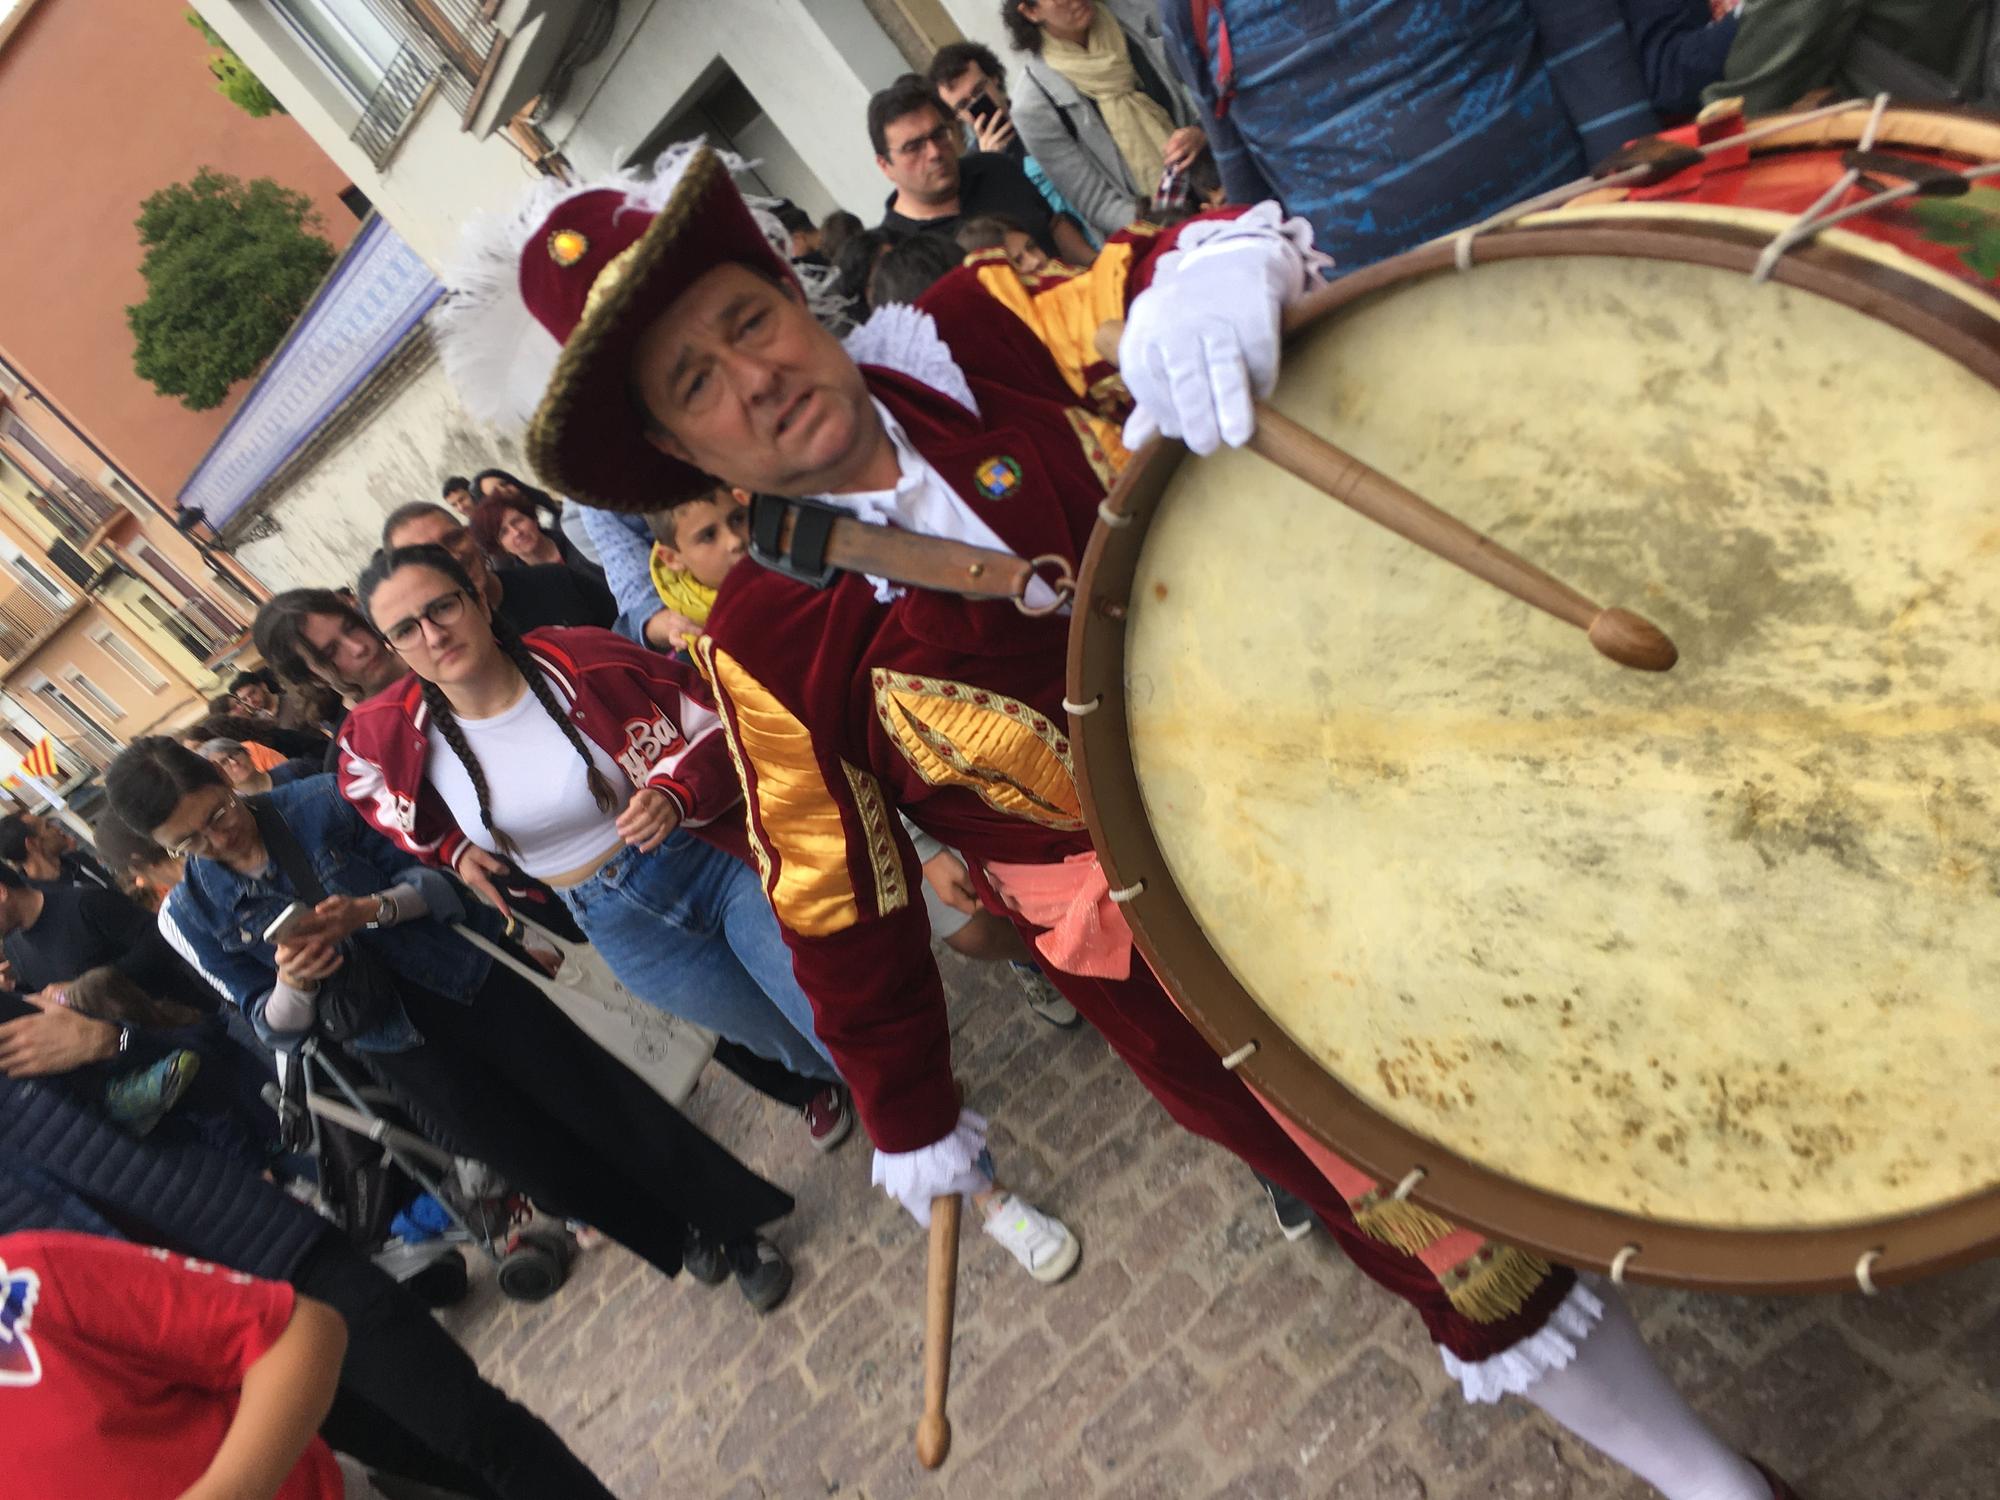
[165,795,239,859]
[382,589,469,651]
[892,123,959,162]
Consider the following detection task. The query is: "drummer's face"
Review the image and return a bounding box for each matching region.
[633,263,878,496]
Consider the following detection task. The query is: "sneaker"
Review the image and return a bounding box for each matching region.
[682,1228,728,1286]
[1010,962,1080,1029]
[981,1194,1080,1284]
[1261,1177,1314,1242]
[102,1049,202,1135]
[726,1236,794,1313]
[804,1085,852,1152]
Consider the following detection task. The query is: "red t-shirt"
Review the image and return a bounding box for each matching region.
[0,1230,345,1499]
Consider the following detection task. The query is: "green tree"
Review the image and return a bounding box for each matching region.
[186,10,287,117]
[125,169,337,410]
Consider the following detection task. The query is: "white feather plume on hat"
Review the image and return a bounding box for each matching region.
[435,140,843,436]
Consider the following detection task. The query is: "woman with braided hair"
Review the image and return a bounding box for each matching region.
[342,544,847,1089]
[339,545,1082,1285]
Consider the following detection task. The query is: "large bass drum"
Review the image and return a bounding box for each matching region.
[1068,103,2000,1293]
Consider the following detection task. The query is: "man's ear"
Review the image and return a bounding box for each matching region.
[644,426,694,463]
[876,153,895,181]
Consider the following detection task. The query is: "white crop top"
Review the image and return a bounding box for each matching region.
[426,676,632,878]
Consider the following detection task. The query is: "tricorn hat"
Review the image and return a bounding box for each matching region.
[437,144,832,512]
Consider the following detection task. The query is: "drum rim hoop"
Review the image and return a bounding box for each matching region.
[1067,218,2000,1293]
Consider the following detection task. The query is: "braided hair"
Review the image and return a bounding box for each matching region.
[358,544,618,861]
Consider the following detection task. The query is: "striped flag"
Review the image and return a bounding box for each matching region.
[17,738,58,782]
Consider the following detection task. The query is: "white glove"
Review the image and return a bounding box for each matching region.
[871,1108,993,1226]
[1119,203,1327,456]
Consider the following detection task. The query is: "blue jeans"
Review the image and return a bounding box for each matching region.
[558,833,839,1084]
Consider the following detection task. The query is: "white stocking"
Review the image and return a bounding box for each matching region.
[1519,1287,1770,1500]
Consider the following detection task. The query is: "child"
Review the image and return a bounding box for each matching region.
[955,212,1053,276]
[643,483,751,651]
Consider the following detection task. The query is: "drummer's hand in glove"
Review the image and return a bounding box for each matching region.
[1120,203,1327,456]
[871,1108,995,1226]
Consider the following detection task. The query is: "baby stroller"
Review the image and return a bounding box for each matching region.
[267,1037,576,1304]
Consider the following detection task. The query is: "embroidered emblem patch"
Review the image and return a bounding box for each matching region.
[0,1259,42,1387]
[547,228,590,267]
[972,455,1022,500]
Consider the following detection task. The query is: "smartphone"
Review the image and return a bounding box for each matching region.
[965,92,999,128]
[261,901,316,946]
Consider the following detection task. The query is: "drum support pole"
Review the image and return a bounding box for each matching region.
[1094,320,1679,673]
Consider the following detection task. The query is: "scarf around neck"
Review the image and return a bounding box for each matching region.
[1041,4,1175,192]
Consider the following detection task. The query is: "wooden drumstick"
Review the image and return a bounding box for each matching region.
[915,1193,962,1469]
[1095,319,1677,672]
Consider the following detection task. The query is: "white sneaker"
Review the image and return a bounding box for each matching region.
[981,1194,1081,1284]
[1010,962,1081,1028]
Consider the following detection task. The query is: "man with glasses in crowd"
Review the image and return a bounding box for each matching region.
[871,74,1093,264]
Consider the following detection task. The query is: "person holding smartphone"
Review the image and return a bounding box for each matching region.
[927,38,1102,251]
[108,739,799,1313]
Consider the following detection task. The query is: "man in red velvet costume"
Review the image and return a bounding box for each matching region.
[436,142,1804,1500]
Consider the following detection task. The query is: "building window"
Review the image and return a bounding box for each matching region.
[9,557,70,609]
[269,0,402,104]
[29,682,121,762]
[90,628,170,691]
[61,669,124,722]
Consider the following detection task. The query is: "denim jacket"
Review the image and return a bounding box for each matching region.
[160,775,503,1053]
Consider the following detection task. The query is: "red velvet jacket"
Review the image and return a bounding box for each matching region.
[336,625,744,873]
[695,222,1201,1150]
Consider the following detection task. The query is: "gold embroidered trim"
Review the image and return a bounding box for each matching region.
[1065,406,1130,492]
[871,669,1083,830]
[1440,1245,1559,1325]
[706,642,862,936]
[1350,1192,1464,1258]
[971,241,1137,399]
[841,760,908,918]
[695,638,771,888]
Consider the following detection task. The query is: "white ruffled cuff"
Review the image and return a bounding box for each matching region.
[871,1108,993,1226]
[1153,200,1334,302]
[1438,1277,1606,1404]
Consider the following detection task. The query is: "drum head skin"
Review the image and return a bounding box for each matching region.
[1073,223,2000,1290]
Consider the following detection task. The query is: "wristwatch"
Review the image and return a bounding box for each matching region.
[364,892,398,930]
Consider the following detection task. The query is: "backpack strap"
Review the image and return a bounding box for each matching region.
[247,794,326,905]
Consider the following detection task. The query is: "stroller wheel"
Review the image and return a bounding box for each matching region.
[407,1248,472,1308]
[498,1228,573,1302]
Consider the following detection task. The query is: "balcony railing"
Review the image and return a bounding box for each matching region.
[352,44,441,168]
[0,585,70,671]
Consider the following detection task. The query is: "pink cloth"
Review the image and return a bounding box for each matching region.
[983,852,1134,979]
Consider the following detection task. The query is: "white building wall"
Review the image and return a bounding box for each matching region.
[191,0,545,270]
[233,356,525,593]
[542,0,917,220]
[935,0,1023,80]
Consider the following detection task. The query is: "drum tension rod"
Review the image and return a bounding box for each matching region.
[1093,322,1678,673]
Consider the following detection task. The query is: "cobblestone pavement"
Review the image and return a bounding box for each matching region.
[441,953,2000,1499]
